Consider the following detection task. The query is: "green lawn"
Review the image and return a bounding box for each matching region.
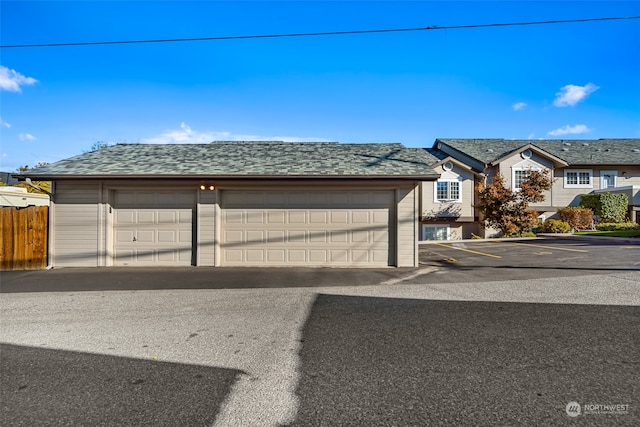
[574,230,640,238]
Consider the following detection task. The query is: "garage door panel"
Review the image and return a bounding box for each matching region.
[309,212,327,223]
[287,230,304,243]
[309,231,327,243]
[115,230,135,243]
[267,211,286,224]
[247,230,265,244]
[247,211,264,223]
[268,250,286,263]
[221,190,392,266]
[157,230,176,243]
[309,250,327,263]
[268,230,286,243]
[113,191,194,266]
[330,211,348,224]
[289,211,306,223]
[288,250,306,262]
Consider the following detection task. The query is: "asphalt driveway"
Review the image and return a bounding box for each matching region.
[2,236,639,426]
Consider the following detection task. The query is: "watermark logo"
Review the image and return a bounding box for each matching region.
[566,401,581,417]
[566,401,630,417]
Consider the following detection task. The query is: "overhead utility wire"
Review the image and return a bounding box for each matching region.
[1,16,638,49]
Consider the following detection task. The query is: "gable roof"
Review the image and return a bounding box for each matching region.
[436,138,640,167]
[22,142,439,179]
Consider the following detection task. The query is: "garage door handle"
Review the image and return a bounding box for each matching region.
[133,236,137,242]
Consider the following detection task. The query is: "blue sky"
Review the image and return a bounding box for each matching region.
[1,1,639,172]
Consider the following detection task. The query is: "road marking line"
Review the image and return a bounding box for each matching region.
[495,241,588,253]
[434,243,502,259]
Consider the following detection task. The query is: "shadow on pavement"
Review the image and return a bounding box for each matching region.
[0,267,411,293]
[0,344,243,426]
[287,294,640,426]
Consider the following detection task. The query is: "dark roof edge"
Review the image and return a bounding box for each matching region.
[15,174,441,181]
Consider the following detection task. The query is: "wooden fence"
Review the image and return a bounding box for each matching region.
[0,206,48,271]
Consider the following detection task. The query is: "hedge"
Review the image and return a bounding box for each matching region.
[558,207,594,230]
[596,222,640,231]
[579,193,628,223]
[540,219,571,233]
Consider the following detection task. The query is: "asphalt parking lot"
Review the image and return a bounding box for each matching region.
[1,236,639,426]
[418,237,640,284]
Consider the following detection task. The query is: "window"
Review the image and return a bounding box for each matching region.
[600,171,617,189]
[564,170,593,188]
[422,225,449,241]
[514,170,529,190]
[435,180,461,202]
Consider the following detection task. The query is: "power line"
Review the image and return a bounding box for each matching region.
[1,16,638,49]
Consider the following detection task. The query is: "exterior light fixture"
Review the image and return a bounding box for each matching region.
[200,185,206,190]
[209,185,215,191]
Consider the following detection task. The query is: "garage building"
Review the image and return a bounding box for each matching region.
[22,142,439,268]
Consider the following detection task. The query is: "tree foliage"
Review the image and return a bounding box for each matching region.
[475,170,552,236]
[13,163,52,194]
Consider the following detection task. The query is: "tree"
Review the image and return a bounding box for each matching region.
[14,163,52,194]
[475,170,552,236]
[84,140,111,152]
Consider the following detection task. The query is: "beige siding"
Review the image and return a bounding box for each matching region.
[197,190,216,266]
[396,186,418,267]
[421,163,475,220]
[52,181,100,267]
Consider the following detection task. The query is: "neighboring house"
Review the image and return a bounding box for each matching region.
[1,172,21,186]
[19,142,438,268]
[421,138,640,239]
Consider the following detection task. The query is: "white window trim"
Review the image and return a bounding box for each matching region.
[600,170,617,189]
[564,169,593,189]
[433,179,462,203]
[511,167,542,191]
[422,224,450,241]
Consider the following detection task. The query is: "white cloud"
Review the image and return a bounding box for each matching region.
[0,117,10,128]
[547,124,591,136]
[19,133,36,141]
[142,122,329,144]
[0,65,38,93]
[553,83,599,107]
[512,102,527,111]
[527,133,535,140]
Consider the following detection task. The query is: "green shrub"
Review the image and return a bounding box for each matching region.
[540,219,571,233]
[596,222,640,231]
[579,193,628,223]
[558,207,594,230]
[600,193,628,223]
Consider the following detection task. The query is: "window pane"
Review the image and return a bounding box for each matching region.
[578,172,590,185]
[423,225,448,240]
[514,170,527,189]
[567,172,577,185]
[437,182,448,200]
[450,181,460,200]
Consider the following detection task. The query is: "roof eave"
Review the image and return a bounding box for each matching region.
[489,143,569,167]
[18,173,441,181]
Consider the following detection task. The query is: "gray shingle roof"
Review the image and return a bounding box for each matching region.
[24,142,439,178]
[437,138,640,166]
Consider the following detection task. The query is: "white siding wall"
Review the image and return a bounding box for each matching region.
[52,181,100,267]
[396,185,418,267]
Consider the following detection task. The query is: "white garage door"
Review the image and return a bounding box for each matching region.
[113,191,195,266]
[221,190,393,267]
